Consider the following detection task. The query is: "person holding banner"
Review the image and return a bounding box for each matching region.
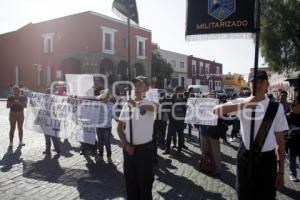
[117,76,158,200]
[214,71,288,200]
[96,89,114,164]
[164,86,187,156]
[7,85,27,148]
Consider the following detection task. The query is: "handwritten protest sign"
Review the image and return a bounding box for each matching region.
[184,98,219,126]
[25,92,110,144]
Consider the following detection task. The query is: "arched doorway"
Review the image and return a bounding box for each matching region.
[61,57,81,80]
[117,60,128,81]
[100,58,114,85]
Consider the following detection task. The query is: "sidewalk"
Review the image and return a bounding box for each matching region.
[0,101,299,200]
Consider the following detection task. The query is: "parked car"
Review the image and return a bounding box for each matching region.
[188,85,209,97]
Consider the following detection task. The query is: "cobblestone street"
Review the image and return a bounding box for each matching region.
[0,101,299,200]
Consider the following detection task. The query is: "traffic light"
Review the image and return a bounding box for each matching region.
[37,64,43,72]
[33,64,38,72]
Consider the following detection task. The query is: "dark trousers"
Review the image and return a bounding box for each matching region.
[188,124,193,137]
[123,142,154,200]
[236,143,277,200]
[166,121,184,151]
[231,119,240,138]
[96,127,112,157]
[45,135,61,153]
[156,120,167,149]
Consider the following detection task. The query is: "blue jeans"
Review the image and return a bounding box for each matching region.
[96,127,112,157]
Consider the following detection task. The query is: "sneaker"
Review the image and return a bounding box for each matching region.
[107,157,113,164]
[289,175,299,182]
[229,138,236,142]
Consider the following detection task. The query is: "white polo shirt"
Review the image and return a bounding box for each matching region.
[119,100,156,145]
[236,97,289,152]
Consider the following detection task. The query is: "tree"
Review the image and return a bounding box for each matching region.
[260,0,300,72]
[151,51,173,88]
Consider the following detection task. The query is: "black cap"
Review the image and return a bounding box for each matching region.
[132,76,149,85]
[249,70,268,82]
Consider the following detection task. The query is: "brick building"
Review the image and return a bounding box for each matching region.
[187,56,223,91]
[0,11,152,96]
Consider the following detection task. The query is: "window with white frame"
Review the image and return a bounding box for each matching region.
[42,33,54,54]
[192,60,196,76]
[136,35,147,59]
[205,63,210,74]
[171,60,176,68]
[180,61,184,69]
[101,26,117,54]
[216,66,220,74]
[215,80,221,90]
[200,62,204,75]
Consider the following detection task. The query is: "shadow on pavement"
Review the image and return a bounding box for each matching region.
[0,146,23,172]
[156,156,226,200]
[22,156,126,200]
[278,185,300,200]
[77,162,126,200]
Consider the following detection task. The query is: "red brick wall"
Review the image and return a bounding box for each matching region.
[0,11,152,92]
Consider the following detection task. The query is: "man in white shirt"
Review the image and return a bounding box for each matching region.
[214,71,288,200]
[117,76,158,200]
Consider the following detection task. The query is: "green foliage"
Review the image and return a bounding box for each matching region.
[151,52,173,88]
[261,0,300,72]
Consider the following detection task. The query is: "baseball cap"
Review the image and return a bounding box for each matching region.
[249,70,268,82]
[132,76,149,85]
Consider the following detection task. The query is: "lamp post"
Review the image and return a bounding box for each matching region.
[33,64,43,92]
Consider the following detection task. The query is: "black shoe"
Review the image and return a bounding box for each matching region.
[171,145,177,149]
[182,145,189,150]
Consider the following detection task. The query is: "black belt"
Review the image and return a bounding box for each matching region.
[132,141,152,149]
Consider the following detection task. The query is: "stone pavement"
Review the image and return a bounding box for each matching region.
[0,101,299,200]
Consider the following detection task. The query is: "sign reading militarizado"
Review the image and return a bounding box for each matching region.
[186,0,256,38]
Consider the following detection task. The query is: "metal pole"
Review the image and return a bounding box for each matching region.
[249,0,261,193]
[127,2,133,145]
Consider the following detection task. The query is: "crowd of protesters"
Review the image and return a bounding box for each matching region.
[5,72,300,200]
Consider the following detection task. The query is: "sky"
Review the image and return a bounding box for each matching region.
[0,0,266,79]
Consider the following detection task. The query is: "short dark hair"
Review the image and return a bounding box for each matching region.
[280,90,287,96]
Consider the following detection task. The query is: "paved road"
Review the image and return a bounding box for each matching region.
[0,101,299,200]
